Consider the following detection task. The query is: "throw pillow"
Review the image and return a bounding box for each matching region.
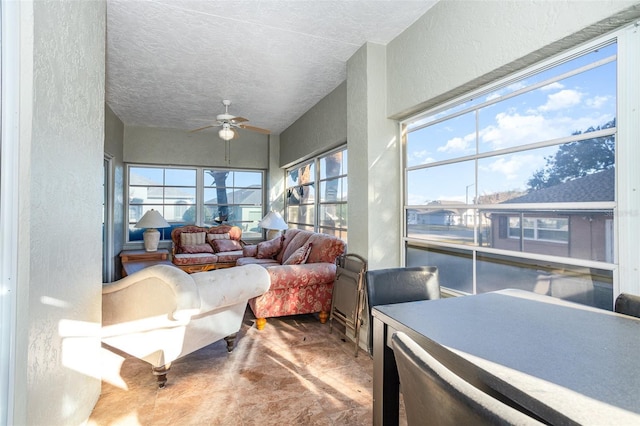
[283,243,312,265]
[207,232,230,241]
[256,235,284,259]
[243,245,258,257]
[181,232,205,246]
[182,244,214,254]
[212,239,243,253]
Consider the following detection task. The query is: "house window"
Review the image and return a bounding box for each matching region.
[127,165,264,242]
[285,146,348,241]
[508,217,568,243]
[402,31,630,309]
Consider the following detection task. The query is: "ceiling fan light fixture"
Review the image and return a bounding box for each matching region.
[218,126,234,141]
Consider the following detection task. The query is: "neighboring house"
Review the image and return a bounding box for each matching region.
[410,200,467,226]
[487,168,615,262]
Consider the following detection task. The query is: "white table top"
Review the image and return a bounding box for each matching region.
[373,289,640,425]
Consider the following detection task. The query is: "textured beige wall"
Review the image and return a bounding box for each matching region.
[266,135,286,213]
[279,82,347,168]
[124,125,269,169]
[16,0,106,424]
[387,0,640,119]
[347,43,399,268]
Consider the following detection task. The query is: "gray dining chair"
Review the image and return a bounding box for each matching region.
[614,293,640,318]
[391,332,543,426]
[365,266,440,355]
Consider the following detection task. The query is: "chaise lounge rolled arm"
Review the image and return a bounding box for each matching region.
[102,264,270,387]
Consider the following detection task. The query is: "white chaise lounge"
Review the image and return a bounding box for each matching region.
[102,263,270,387]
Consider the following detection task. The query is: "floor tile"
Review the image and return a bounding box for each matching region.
[89,307,404,425]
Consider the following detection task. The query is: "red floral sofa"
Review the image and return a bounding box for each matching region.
[171,225,245,273]
[236,229,346,329]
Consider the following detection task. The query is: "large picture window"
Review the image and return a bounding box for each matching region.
[127,165,264,242]
[285,146,348,241]
[403,34,627,309]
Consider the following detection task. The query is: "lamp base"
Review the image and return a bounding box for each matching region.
[143,228,160,252]
[266,229,284,240]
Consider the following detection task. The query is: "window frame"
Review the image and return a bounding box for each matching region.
[285,145,348,240]
[125,164,265,244]
[401,23,640,305]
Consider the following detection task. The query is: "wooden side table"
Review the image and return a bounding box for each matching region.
[120,249,173,276]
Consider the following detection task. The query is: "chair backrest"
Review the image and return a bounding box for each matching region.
[615,293,640,318]
[391,332,542,426]
[365,266,440,355]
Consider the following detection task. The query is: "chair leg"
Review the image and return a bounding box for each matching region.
[224,333,237,352]
[256,318,267,330]
[319,311,328,324]
[152,363,171,389]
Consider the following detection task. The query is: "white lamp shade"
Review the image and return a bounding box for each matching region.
[258,211,288,231]
[134,209,170,229]
[134,210,170,252]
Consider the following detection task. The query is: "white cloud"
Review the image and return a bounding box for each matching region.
[586,95,609,109]
[481,153,545,182]
[408,149,435,165]
[437,132,475,153]
[538,89,582,112]
[480,112,552,149]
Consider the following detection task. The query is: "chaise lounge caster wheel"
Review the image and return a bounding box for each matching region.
[224,333,237,352]
[153,364,171,389]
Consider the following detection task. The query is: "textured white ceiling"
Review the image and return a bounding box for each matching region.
[106,0,438,135]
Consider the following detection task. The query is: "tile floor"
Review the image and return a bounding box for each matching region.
[89,308,405,425]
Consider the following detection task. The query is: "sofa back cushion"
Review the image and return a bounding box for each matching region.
[256,235,284,259]
[207,232,230,241]
[306,233,346,264]
[277,229,312,263]
[172,226,208,254]
[207,225,242,242]
[276,229,345,265]
[282,242,313,265]
[180,231,206,246]
[211,238,243,253]
[172,225,243,255]
[182,243,214,254]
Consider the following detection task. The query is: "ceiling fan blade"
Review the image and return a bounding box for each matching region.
[231,116,249,124]
[239,124,271,135]
[189,124,216,133]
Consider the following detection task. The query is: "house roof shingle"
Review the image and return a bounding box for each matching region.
[503,168,615,204]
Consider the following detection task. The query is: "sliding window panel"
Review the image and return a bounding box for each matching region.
[485,209,614,262]
[406,160,475,206]
[476,252,613,309]
[406,245,473,294]
[319,176,347,203]
[406,111,476,167]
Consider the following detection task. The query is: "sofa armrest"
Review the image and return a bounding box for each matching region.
[191,264,270,312]
[102,264,201,327]
[266,262,337,291]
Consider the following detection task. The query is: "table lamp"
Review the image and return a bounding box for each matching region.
[258,211,288,240]
[135,209,170,252]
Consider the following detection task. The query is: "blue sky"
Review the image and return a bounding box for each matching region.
[406,43,617,206]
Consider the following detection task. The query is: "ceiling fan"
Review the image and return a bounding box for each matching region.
[189,99,270,140]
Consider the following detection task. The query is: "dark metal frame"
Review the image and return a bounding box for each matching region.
[329,253,368,357]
